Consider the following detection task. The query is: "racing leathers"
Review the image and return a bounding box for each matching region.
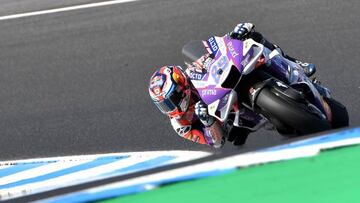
[169,83,225,148]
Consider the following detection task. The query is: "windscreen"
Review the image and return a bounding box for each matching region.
[182,40,208,65]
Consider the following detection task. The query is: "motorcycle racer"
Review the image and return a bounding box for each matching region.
[149,65,225,148]
[149,23,317,148]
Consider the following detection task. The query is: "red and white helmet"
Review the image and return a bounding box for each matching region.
[149,66,191,118]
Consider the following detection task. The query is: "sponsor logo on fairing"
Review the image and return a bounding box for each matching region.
[202,89,217,97]
[202,55,213,70]
[187,63,204,74]
[207,37,219,54]
[211,56,229,83]
[189,72,205,80]
[227,41,239,58]
[241,54,251,67]
[221,94,230,105]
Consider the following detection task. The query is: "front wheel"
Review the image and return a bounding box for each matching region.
[255,87,331,136]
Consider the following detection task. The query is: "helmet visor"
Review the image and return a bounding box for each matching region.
[154,98,177,114]
[154,89,185,114]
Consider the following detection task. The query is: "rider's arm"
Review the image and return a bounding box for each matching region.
[170,118,207,145]
[230,23,255,40]
[231,22,277,51]
[195,101,225,148]
[170,117,225,148]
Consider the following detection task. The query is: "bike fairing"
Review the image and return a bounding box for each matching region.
[190,36,244,107]
[184,33,340,135]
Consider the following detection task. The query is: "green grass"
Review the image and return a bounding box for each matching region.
[101,145,360,203]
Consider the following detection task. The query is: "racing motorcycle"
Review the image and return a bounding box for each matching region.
[182,35,349,143]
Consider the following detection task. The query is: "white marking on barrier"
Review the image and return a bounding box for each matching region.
[0,0,140,21]
[0,151,210,200]
[0,160,89,186]
[0,155,154,197]
[0,151,210,166]
[0,165,12,170]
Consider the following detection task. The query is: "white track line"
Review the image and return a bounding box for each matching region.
[0,0,140,21]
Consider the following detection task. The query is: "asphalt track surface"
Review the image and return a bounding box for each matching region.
[0,0,359,161]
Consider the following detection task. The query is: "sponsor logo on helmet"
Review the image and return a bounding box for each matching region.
[150,75,164,87]
[150,73,167,97]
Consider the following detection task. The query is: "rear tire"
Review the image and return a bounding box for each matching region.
[255,87,331,136]
[323,97,349,129]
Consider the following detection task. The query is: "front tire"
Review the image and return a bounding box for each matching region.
[255,87,331,136]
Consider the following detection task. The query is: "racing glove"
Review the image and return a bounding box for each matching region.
[230,23,255,40]
[195,101,215,127]
[195,101,225,148]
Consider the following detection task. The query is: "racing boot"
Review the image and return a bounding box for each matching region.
[312,78,331,98]
[249,31,317,77]
[273,44,317,78]
[297,62,316,78]
[294,61,316,78]
[288,58,317,78]
[227,126,250,146]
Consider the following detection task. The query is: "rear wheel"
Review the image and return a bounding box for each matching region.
[255,87,331,136]
[323,97,349,129]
